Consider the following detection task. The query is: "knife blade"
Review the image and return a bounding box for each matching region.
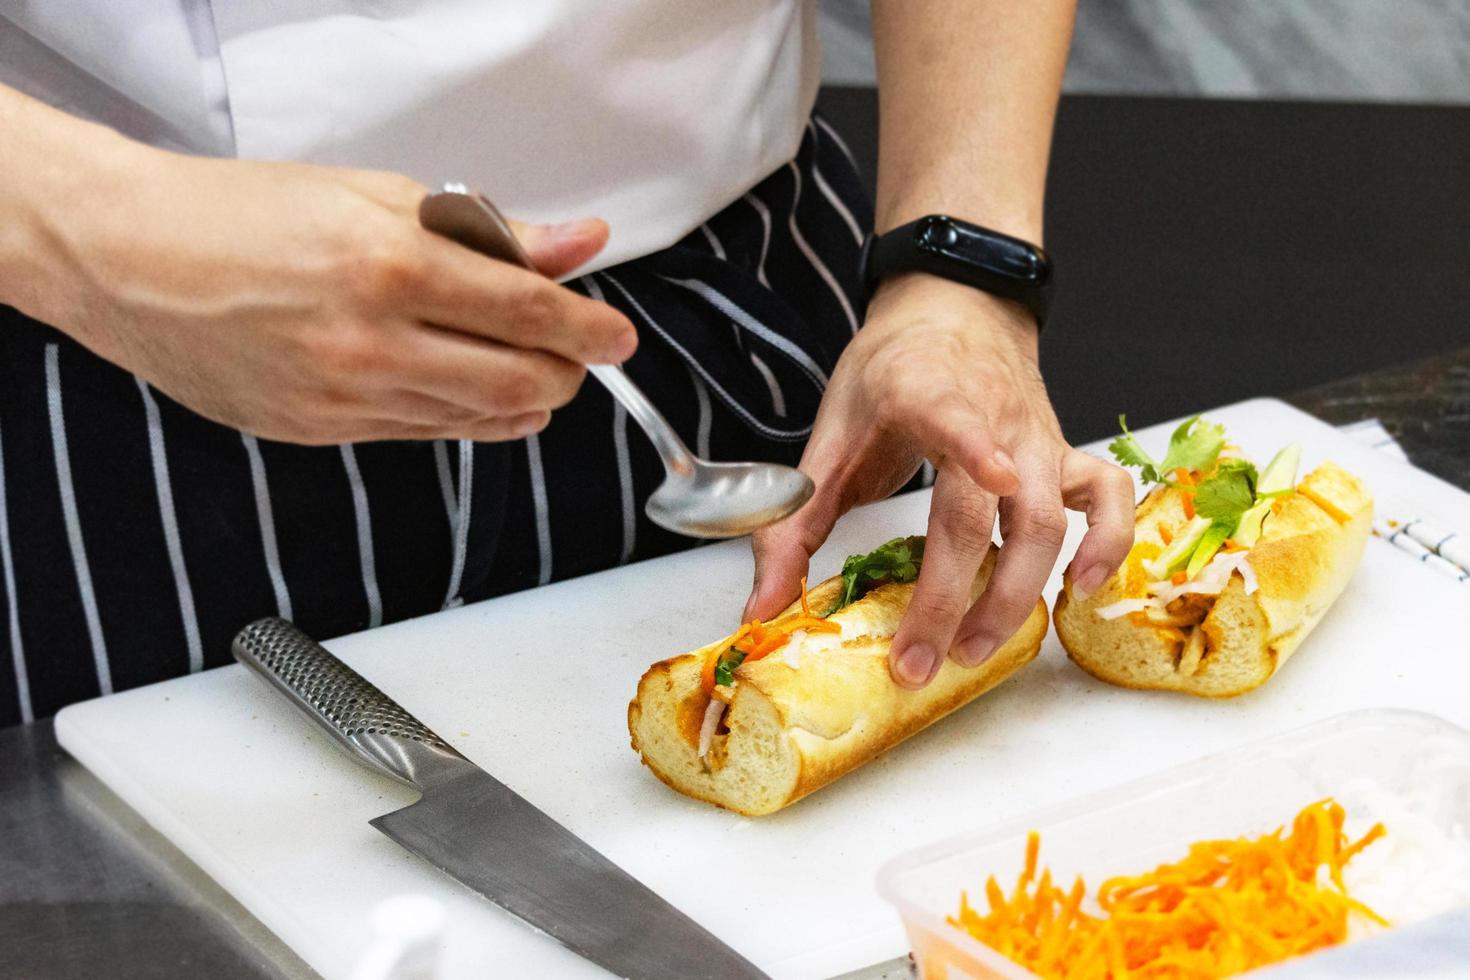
[233,617,767,979]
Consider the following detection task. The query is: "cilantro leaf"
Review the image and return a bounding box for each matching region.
[836,536,926,610]
[1193,460,1259,528]
[1159,416,1228,476]
[1107,414,1160,484]
[713,648,746,688]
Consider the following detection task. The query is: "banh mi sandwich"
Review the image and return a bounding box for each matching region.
[628,537,1048,816]
[1055,415,1372,698]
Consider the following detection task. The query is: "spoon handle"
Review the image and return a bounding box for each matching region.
[586,364,696,476]
[418,186,695,478]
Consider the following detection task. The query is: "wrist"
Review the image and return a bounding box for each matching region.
[874,199,1043,246]
[0,90,158,324]
[867,271,1040,356]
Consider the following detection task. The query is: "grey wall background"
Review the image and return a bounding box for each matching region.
[819,0,1470,103]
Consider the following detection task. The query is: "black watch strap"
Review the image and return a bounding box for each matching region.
[860,215,1055,328]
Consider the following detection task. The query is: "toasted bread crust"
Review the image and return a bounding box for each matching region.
[628,549,1047,815]
[1055,461,1372,698]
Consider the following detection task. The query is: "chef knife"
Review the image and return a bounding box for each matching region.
[232,617,767,980]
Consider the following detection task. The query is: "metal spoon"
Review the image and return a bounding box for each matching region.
[419,185,814,538]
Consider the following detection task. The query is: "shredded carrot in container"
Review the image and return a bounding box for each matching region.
[1158,523,1173,545]
[1171,571,1188,586]
[947,800,1387,979]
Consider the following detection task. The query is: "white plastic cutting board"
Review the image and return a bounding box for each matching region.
[55,399,1470,980]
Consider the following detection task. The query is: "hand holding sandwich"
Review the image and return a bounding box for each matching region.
[746,274,1135,689]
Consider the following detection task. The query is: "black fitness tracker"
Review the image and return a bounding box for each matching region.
[860,215,1054,328]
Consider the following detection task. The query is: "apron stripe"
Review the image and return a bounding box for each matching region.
[525,434,553,586]
[660,276,830,389]
[611,402,637,565]
[241,434,293,620]
[748,353,788,419]
[0,422,32,723]
[433,440,458,532]
[809,123,864,246]
[338,445,383,628]
[137,379,204,673]
[741,192,774,288]
[600,272,812,442]
[442,439,474,608]
[584,275,638,566]
[813,114,859,172]
[785,161,859,335]
[698,223,726,260]
[687,365,713,460]
[44,344,112,695]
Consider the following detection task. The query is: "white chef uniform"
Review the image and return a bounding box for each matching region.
[0,1,820,272]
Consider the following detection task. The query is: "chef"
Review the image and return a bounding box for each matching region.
[0,2,1133,726]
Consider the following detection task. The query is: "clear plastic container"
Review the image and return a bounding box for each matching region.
[876,709,1470,980]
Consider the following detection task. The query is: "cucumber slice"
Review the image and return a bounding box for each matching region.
[1234,445,1301,547]
[1146,515,1213,579]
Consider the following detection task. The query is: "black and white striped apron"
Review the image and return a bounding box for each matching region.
[0,116,874,726]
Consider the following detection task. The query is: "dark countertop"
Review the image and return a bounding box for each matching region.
[6,91,1470,979]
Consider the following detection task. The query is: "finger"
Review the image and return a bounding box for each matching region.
[407,233,638,364]
[890,464,997,689]
[507,217,611,280]
[1060,449,1136,598]
[398,324,589,417]
[902,393,1021,497]
[744,471,846,623]
[952,450,1067,667]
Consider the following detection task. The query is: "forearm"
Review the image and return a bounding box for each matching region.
[0,83,143,321]
[870,0,1076,243]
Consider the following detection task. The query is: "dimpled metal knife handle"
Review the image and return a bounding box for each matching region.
[232,618,472,791]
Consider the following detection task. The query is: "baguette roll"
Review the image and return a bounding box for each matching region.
[1055,461,1372,698]
[628,548,1048,816]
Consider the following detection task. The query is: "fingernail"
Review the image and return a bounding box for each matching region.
[895,644,939,687]
[1072,562,1111,600]
[956,634,999,667]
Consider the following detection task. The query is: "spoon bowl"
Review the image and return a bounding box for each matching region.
[645,459,814,539]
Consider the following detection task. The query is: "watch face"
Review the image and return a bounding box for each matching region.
[914,215,1050,286]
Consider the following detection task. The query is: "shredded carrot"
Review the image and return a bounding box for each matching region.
[700,605,843,692]
[1171,571,1189,586]
[1182,493,1197,520]
[946,799,1387,979]
[1158,523,1174,546]
[1223,538,1248,553]
[1173,468,1196,487]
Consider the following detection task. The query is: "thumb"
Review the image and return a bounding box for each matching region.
[743,491,842,623]
[509,217,610,279]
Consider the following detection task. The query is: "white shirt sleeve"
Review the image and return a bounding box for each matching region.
[0,1,232,155]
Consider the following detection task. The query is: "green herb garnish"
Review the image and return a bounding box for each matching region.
[1193,459,1259,526]
[713,648,746,688]
[1109,414,1227,487]
[1109,414,1301,582]
[834,535,925,612]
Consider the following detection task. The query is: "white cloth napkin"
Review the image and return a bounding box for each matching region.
[1338,418,1469,585]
